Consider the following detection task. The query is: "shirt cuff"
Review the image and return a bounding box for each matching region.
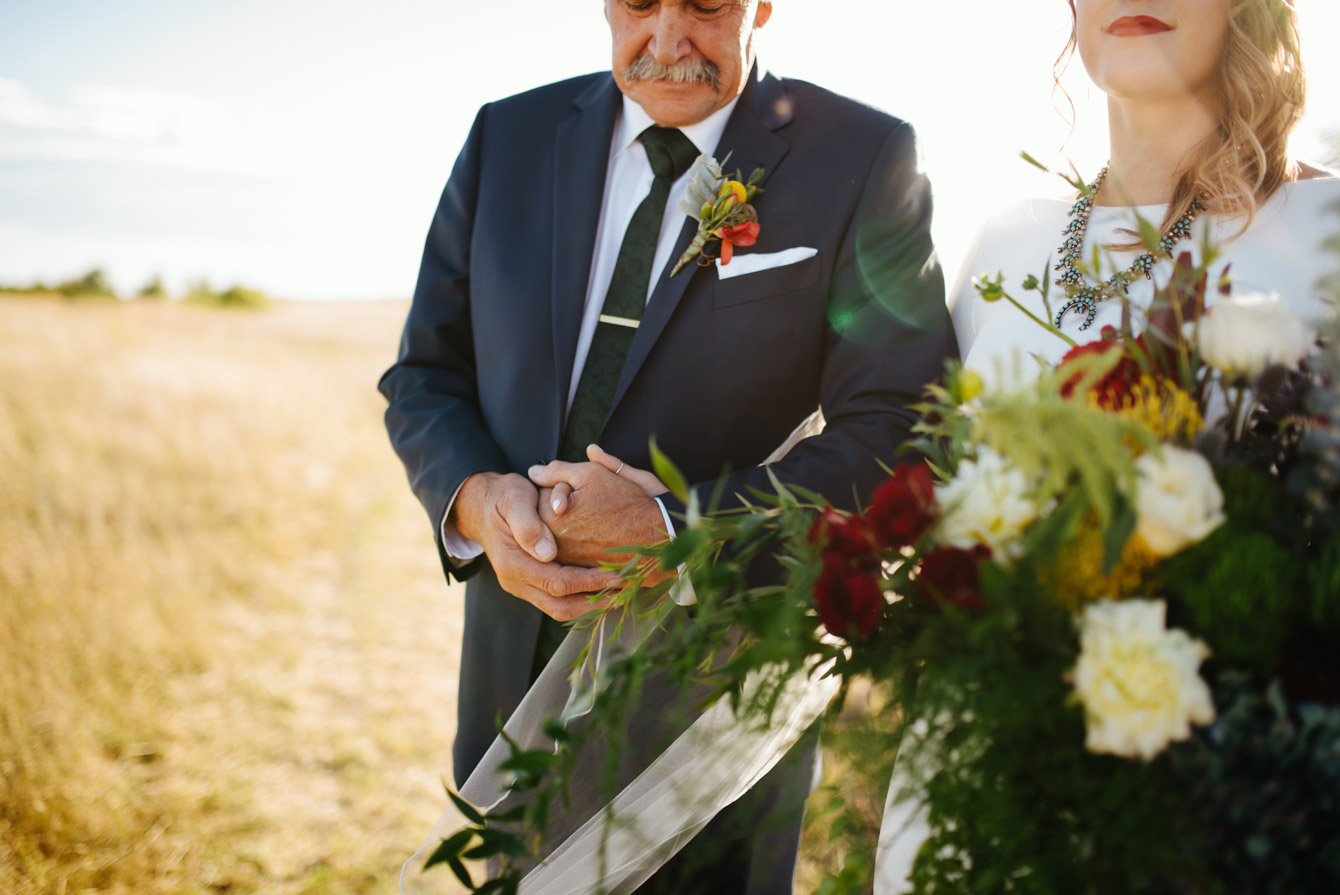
[655,496,697,607]
[441,481,485,566]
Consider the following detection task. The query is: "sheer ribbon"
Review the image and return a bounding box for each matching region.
[400,597,840,894]
[401,412,838,894]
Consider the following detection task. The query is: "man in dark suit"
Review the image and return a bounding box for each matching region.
[380,1,953,890]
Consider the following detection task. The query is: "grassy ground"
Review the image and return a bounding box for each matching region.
[0,296,464,894]
[0,294,879,894]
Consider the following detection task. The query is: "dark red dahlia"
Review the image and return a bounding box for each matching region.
[813,556,884,637]
[1058,326,1144,408]
[917,544,992,611]
[808,506,878,566]
[866,463,938,549]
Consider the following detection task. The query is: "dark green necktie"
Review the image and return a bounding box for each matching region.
[558,125,699,463]
[534,127,698,682]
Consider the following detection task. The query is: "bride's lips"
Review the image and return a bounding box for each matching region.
[1107,15,1173,37]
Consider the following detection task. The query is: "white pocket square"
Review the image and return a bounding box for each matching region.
[716,246,818,280]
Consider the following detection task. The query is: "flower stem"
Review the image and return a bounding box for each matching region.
[1004,292,1078,348]
[670,231,712,277]
[1229,382,1247,441]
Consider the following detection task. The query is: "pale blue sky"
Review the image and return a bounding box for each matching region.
[2,1,1336,299]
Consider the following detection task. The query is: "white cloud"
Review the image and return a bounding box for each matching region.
[0,77,220,140]
[66,84,224,144]
[0,77,296,176]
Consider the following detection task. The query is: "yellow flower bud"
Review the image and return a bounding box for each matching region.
[717,180,747,209]
[959,370,984,403]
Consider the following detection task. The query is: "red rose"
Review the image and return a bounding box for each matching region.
[813,557,884,638]
[866,463,938,549]
[1059,329,1143,408]
[808,507,878,566]
[917,545,992,611]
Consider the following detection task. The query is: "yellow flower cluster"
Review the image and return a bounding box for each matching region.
[1098,375,1203,447]
[1044,525,1160,610]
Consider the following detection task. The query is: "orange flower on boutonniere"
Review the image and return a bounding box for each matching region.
[671,152,765,276]
[717,222,760,265]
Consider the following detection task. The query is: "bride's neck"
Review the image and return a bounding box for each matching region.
[1101,94,1219,206]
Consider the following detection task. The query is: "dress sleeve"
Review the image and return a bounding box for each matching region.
[947,223,989,361]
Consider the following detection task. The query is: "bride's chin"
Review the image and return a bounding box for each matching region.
[1086,57,1219,108]
[1096,74,1214,108]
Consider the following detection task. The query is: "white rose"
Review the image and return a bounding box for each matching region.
[1198,291,1314,378]
[934,447,1037,561]
[1073,599,1215,760]
[1134,447,1225,557]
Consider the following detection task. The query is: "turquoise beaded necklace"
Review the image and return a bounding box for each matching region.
[1053,166,1202,330]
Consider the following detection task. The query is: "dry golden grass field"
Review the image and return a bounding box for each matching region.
[0,295,868,895]
[0,296,469,894]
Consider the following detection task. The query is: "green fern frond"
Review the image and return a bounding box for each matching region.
[971,375,1152,524]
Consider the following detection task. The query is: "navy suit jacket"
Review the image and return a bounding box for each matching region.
[379,65,955,784]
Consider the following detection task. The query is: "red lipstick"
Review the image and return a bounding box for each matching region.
[1107,15,1173,37]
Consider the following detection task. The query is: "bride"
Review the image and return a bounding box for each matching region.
[878,0,1336,891]
[952,0,1337,383]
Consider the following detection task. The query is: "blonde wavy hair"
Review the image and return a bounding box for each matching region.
[1061,0,1306,236]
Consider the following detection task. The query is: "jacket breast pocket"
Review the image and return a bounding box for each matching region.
[711,253,823,309]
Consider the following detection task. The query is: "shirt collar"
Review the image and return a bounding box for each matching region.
[614,92,741,161]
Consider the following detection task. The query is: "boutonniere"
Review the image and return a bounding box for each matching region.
[670,153,765,276]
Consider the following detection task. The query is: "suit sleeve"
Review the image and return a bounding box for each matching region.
[377,105,509,581]
[663,121,957,518]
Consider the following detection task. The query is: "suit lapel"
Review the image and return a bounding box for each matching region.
[551,75,621,438]
[607,66,793,415]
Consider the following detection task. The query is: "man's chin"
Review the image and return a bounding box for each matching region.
[624,83,723,127]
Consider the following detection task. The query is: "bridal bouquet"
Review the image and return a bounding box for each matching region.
[425,214,1340,895]
[823,249,1340,893]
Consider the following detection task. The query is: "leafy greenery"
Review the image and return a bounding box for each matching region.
[1175,676,1340,895]
[185,279,271,309]
[137,274,168,299]
[0,267,120,300]
[57,267,119,300]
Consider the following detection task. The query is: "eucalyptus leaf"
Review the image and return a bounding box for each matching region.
[1136,214,1164,255]
[1101,495,1137,576]
[447,787,486,826]
[658,528,701,569]
[446,856,474,889]
[423,828,475,872]
[649,436,690,503]
[766,466,797,505]
[463,829,528,860]
[498,750,554,777]
[541,717,574,744]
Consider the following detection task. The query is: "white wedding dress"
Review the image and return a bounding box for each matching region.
[950,176,1340,384]
[870,173,1340,895]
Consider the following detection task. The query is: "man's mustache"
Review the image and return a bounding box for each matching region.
[623,56,721,89]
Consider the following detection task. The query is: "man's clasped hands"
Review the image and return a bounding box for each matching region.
[451,448,674,621]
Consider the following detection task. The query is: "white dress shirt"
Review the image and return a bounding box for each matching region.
[441,94,739,563]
